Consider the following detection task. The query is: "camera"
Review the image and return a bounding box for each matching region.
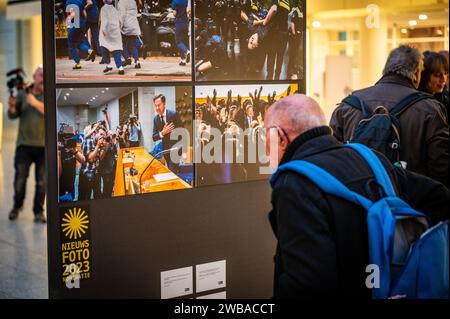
[6,68,27,97]
[58,133,78,161]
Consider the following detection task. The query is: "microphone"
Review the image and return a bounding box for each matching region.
[139,147,180,194]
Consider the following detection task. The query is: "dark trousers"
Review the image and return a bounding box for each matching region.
[100,173,115,199]
[266,31,288,80]
[78,172,101,200]
[86,20,100,54]
[13,145,46,215]
[100,47,123,68]
[122,35,140,62]
[287,33,302,78]
[175,23,189,58]
[67,24,90,64]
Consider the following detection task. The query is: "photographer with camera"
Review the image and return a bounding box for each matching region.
[127,114,142,148]
[58,127,86,202]
[7,66,46,223]
[116,125,129,149]
[78,125,108,200]
[98,130,119,199]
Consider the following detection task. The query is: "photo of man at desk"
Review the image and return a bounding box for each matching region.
[56,86,193,202]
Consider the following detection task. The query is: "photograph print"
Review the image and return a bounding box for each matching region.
[54,0,192,83]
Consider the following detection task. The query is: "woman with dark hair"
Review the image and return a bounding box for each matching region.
[419,51,449,118]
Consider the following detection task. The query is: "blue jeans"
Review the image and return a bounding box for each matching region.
[67,25,91,64]
[122,35,140,62]
[175,23,189,58]
[101,47,123,68]
[13,146,46,214]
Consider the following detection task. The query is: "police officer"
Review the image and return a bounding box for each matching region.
[257,0,290,80]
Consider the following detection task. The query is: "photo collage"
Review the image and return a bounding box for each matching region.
[54,0,305,202]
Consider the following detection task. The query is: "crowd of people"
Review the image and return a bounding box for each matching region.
[195,85,298,184]
[60,0,190,75]
[58,113,144,201]
[194,0,304,81]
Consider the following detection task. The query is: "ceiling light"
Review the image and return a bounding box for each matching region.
[101,91,105,93]
[312,21,321,28]
[401,28,408,34]
[63,96,67,101]
[105,88,109,91]
[65,93,70,96]
[69,88,74,91]
[409,20,417,27]
[418,14,428,21]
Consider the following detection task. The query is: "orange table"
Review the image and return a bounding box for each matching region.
[114,147,192,196]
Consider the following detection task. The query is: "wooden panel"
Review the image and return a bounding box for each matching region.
[114,146,191,197]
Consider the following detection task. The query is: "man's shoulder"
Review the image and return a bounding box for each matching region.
[167,109,178,117]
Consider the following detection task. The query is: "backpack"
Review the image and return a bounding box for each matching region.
[270,143,449,299]
[342,92,432,165]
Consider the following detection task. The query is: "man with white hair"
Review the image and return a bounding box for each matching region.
[7,66,46,223]
[264,94,448,298]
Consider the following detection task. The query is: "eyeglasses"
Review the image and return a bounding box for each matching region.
[266,125,291,145]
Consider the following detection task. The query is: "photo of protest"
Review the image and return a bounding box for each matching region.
[56,86,193,202]
[194,0,304,81]
[54,0,192,83]
[195,83,298,186]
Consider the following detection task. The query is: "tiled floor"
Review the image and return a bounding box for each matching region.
[0,128,48,299]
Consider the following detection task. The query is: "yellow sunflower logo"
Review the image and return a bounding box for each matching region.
[61,208,89,240]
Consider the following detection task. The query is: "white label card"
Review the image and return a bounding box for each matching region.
[195,260,226,293]
[161,266,193,299]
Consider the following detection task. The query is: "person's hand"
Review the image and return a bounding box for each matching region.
[8,96,16,111]
[257,112,263,125]
[26,93,38,108]
[161,122,175,137]
[83,10,87,18]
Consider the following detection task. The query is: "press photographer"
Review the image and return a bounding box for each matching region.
[7,66,46,223]
[58,124,86,202]
[127,114,142,147]
[78,125,109,200]
[98,130,119,199]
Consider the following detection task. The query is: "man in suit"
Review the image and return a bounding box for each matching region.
[244,103,255,131]
[152,94,182,173]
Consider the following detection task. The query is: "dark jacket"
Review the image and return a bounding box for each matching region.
[330,74,449,187]
[269,126,449,299]
[152,109,182,152]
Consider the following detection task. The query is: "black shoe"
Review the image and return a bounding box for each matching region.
[8,209,19,221]
[34,213,46,224]
[135,62,141,69]
[118,69,125,75]
[103,66,113,73]
[86,50,96,62]
[99,60,106,64]
[179,61,186,66]
[185,51,190,64]
[126,58,132,66]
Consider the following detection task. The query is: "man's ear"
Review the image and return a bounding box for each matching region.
[278,128,289,150]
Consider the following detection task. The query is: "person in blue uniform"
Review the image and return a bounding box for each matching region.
[172,0,190,66]
[66,0,96,69]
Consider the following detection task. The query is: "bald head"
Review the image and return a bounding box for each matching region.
[265,94,326,140]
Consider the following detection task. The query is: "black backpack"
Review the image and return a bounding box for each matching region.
[342,92,432,164]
